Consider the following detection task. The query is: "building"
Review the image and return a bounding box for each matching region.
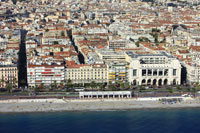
[66,64,108,84]
[0,65,18,88]
[27,64,65,87]
[108,40,126,49]
[108,61,129,83]
[96,49,126,62]
[184,61,200,84]
[79,91,132,99]
[126,51,182,86]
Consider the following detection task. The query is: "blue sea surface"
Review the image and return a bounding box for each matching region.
[0,108,200,133]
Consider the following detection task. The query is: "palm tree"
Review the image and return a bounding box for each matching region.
[90,81,96,90]
[66,79,73,90]
[124,82,130,89]
[12,78,17,88]
[0,78,5,88]
[99,83,104,91]
[192,88,197,97]
[5,82,12,94]
[176,85,182,93]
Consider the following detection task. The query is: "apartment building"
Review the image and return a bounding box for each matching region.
[108,40,126,49]
[66,64,108,84]
[0,65,18,88]
[96,49,126,62]
[108,62,129,83]
[27,64,65,87]
[126,51,182,86]
[184,62,200,84]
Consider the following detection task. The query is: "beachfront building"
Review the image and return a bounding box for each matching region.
[126,51,181,86]
[27,64,65,87]
[0,65,18,88]
[108,61,129,83]
[79,91,132,99]
[184,61,200,84]
[65,64,108,84]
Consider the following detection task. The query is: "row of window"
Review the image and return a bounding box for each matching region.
[68,69,106,72]
[132,69,177,76]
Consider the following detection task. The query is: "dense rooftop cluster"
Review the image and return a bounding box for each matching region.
[1,0,200,88]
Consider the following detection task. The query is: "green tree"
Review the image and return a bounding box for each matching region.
[53,41,59,44]
[61,31,65,36]
[168,88,173,93]
[135,41,140,47]
[90,81,96,90]
[192,87,196,97]
[40,83,44,89]
[110,84,116,91]
[50,81,57,89]
[119,81,124,89]
[5,83,12,94]
[139,85,144,92]
[99,83,104,91]
[66,79,73,90]
[124,82,130,89]
[60,81,64,89]
[176,85,182,92]
[34,86,40,92]
[0,78,5,88]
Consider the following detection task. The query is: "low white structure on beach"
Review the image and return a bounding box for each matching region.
[79,91,132,99]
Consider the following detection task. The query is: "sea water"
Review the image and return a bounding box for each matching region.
[0,108,200,133]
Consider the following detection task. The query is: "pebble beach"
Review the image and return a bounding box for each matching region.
[0,97,200,113]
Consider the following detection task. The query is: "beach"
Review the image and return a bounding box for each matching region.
[0,97,200,113]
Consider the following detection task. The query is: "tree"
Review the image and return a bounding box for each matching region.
[192,88,196,97]
[52,81,57,89]
[119,81,124,89]
[0,78,5,88]
[99,83,104,91]
[66,79,73,90]
[90,81,96,90]
[12,78,17,88]
[139,85,144,92]
[109,84,116,91]
[60,82,64,89]
[135,41,140,47]
[40,83,44,89]
[5,83,12,94]
[176,85,182,92]
[53,41,59,44]
[34,86,40,92]
[124,82,130,89]
[168,88,173,93]
[61,31,65,36]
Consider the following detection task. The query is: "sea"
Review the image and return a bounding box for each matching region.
[0,108,200,133]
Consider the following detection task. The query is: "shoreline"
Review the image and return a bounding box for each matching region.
[0,97,200,113]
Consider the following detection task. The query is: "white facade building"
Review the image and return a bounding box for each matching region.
[126,51,182,86]
[27,64,65,87]
[184,61,200,84]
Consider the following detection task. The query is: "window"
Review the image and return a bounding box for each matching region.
[142,69,146,76]
[164,69,168,76]
[133,69,137,76]
[153,70,157,76]
[159,70,163,76]
[148,69,152,76]
[173,69,176,76]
